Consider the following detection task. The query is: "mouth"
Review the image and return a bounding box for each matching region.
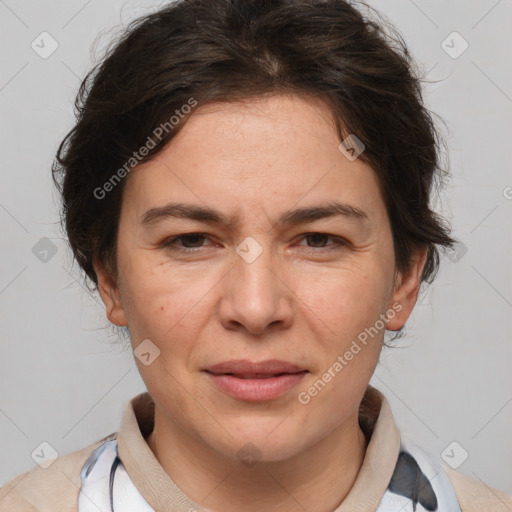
[204,359,308,402]
[214,372,304,379]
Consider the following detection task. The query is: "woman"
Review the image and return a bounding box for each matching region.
[1,0,510,510]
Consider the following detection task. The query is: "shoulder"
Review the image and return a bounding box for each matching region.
[0,434,116,512]
[444,465,512,512]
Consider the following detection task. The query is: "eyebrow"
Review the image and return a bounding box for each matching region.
[140,201,370,228]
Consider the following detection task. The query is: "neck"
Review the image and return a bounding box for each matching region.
[146,408,367,512]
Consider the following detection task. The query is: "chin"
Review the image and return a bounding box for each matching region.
[206,417,312,464]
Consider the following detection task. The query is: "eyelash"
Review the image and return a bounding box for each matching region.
[161,232,347,254]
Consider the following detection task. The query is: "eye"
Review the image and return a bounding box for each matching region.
[161,232,347,255]
[162,233,214,253]
[296,232,347,251]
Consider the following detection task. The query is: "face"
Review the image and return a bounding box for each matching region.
[96,93,425,462]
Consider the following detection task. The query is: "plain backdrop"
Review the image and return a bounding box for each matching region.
[1,0,511,494]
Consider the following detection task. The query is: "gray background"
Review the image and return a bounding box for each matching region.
[1,0,511,495]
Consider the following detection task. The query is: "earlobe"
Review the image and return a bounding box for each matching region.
[386,247,428,331]
[93,259,128,327]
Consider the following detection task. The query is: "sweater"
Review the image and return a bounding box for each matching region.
[1,385,511,511]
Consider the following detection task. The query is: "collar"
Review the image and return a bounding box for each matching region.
[117,385,401,512]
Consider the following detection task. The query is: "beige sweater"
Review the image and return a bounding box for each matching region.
[1,386,510,511]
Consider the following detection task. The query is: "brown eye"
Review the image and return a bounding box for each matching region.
[297,233,346,250]
[162,233,211,252]
[304,233,330,247]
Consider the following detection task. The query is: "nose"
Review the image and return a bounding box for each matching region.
[218,241,294,336]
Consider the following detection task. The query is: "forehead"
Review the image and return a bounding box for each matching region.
[121,94,386,228]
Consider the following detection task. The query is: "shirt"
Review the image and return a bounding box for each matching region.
[1,385,511,511]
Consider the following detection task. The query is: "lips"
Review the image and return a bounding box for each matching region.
[204,359,308,401]
[206,359,305,376]
[227,373,289,379]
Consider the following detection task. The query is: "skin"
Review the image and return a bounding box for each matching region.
[95,93,427,512]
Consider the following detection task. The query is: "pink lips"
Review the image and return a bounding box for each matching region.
[204,359,308,402]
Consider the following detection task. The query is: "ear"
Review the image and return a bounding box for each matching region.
[386,246,428,331]
[93,258,128,327]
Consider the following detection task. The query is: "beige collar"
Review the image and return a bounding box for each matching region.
[117,385,400,512]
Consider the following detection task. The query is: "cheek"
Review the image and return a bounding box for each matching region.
[292,264,391,337]
[118,258,217,347]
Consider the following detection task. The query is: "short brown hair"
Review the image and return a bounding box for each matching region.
[52,0,454,293]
